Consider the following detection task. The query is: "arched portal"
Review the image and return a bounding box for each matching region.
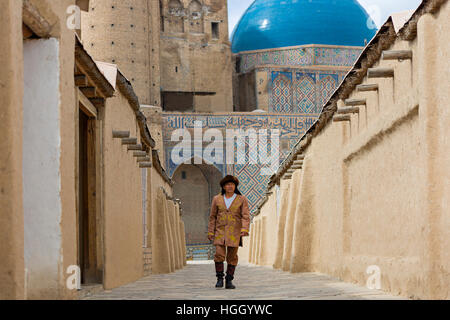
[172,159,222,259]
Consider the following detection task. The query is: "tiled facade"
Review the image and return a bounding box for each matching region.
[237,45,362,114]
[239,45,363,73]
[162,113,318,214]
[268,70,345,114]
[186,244,216,261]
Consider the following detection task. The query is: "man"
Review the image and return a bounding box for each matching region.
[207,175,250,289]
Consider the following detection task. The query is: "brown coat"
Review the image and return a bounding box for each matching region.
[208,194,250,247]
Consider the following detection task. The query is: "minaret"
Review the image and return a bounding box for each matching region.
[159,0,233,112]
[81,0,233,112]
[81,0,161,106]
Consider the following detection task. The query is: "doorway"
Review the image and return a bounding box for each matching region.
[78,108,102,284]
[172,161,222,260]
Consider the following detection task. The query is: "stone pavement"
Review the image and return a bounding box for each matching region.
[83,261,407,300]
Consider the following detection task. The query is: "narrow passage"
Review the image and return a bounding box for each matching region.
[83,261,406,300]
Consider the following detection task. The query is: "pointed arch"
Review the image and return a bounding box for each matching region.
[188,0,204,33]
[166,0,184,33]
[270,71,293,113]
[172,157,223,246]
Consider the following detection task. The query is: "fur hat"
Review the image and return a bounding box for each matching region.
[220,175,239,188]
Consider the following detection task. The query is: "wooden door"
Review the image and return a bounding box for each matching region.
[78,108,101,284]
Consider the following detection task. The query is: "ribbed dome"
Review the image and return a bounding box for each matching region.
[231,0,377,53]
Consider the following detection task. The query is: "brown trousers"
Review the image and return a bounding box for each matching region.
[214,245,239,265]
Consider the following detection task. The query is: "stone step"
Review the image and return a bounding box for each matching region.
[193,254,209,260]
[193,249,208,254]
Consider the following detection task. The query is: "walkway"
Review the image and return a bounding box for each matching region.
[83,261,407,300]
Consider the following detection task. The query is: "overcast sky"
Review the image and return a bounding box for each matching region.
[227,0,423,37]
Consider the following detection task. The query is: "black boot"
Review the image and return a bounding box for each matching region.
[215,262,224,288]
[225,264,236,289]
[216,272,224,288]
[225,274,235,289]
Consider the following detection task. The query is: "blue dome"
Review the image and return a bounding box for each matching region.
[231,0,377,53]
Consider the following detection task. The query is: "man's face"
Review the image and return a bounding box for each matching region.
[224,182,236,194]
